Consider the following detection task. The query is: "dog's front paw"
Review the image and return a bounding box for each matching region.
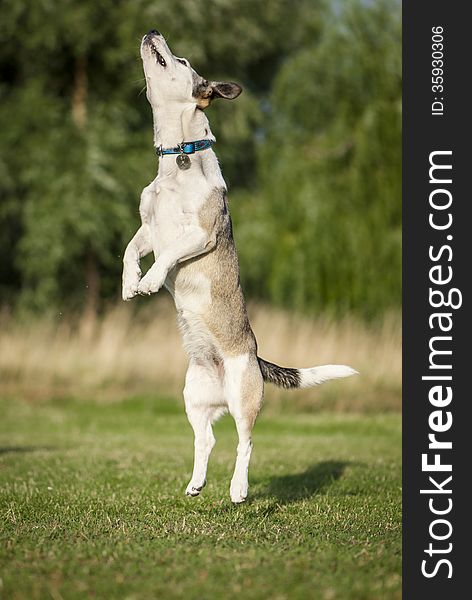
[122,262,141,301]
[122,280,139,301]
[137,264,166,296]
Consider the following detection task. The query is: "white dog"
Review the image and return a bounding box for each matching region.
[122,30,356,503]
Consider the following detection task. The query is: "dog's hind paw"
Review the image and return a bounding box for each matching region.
[185,480,206,497]
[230,478,248,504]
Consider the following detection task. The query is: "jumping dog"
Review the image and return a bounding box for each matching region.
[122,30,356,503]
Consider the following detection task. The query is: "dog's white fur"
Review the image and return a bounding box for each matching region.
[122,31,356,503]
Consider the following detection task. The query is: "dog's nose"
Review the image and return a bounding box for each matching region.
[148,29,160,36]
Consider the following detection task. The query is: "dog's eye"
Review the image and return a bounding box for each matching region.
[177,59,188,67]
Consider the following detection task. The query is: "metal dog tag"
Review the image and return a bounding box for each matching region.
[176,154,191,170]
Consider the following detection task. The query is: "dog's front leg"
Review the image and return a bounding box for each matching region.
[137,227,215,296]
[122,225,153,300]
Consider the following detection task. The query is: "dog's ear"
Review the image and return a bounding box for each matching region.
[194,79,242,108]
[210,82,242,100]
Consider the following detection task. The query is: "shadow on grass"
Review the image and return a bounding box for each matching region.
[259,460,353,504]
[0,446,55,455]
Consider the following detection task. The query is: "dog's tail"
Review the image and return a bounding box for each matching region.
[257,357,357,389]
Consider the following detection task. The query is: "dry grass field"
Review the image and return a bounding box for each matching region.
[0,299,401,412]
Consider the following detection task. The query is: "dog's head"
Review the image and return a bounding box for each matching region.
[141,30,242,110]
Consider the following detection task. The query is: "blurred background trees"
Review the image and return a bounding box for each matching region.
[0,0,400,319]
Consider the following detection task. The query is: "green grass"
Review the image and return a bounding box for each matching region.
[0,396,401,600]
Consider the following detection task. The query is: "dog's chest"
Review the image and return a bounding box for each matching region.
[141,177,207,249]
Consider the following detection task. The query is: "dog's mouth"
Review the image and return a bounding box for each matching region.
[142,31,167,68]
[150,43,166,68]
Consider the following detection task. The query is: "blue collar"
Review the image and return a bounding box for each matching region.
[155,139,214,157]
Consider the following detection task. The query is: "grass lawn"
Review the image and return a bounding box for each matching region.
[0,396,401,600]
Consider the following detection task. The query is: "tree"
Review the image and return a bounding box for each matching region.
[0,0,327,313]
[232,0,401,317]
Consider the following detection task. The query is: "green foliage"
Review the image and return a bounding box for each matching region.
[0,0,400,317]
[0,395,401,599]
[232,0,401,317]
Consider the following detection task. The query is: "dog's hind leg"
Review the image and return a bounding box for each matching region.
[184,360,223,497]
[225,354,264,503]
